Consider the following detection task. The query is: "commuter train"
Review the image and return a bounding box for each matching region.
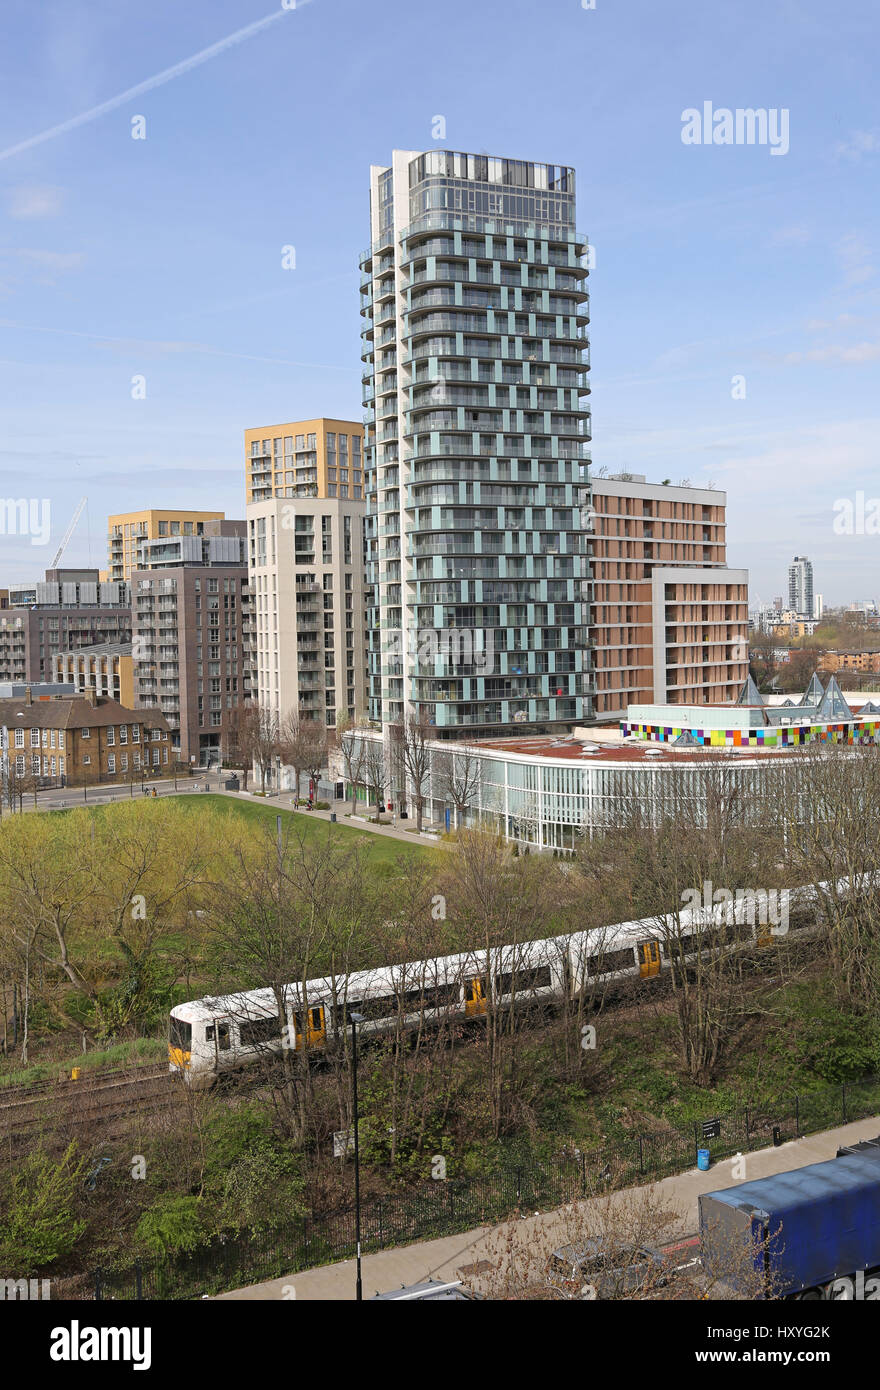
[168,878,837,1089]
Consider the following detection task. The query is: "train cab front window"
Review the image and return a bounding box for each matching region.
[206,1022,231,1051]
[169,1016,191,1051]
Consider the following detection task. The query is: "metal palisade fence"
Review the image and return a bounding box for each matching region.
[92,1073,880,1300]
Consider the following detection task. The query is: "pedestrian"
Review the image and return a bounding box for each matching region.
[152,786,157,798]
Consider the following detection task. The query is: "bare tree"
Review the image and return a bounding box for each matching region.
[336,712,368,815]
[475,1184,779,1301]
[279,710,324,800]
[780,743,880,1008]
[438,828,553,1138]
[435,743,482,829]
[574,760,775,1085]
[224,702,261,791]
[301,719,329,803]
[251,704,281,793]
[399,711,433,833]
[206,820,374,1143]
[363,738,386,821]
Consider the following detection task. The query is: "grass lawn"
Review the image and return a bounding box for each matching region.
[170,793,438,872]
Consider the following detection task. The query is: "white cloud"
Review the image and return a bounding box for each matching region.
[7,185,64,219]
[771,225,811,246]
[781,341,880,365]
[834,130,880,162]
[14,249,86,273]
[835,232,875,288]
[804,313,860,332]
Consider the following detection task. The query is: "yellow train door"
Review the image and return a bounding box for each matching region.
[465,976,488,1016]
[638,941,661,978]
[294,1005,326,1050]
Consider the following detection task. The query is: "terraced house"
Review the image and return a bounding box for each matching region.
[0,689,170,787]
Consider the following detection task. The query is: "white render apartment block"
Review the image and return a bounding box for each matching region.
[247,496,367,730]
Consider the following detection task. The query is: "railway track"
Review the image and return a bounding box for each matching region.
[0,1064,180,1152]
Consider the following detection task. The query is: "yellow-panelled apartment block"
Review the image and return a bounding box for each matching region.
[107,510,226,582]
[245,418,364,503]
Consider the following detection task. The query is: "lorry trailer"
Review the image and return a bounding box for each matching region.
[699,1144,880,1300]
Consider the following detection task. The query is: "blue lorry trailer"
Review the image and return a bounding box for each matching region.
[699,1147,880,1299]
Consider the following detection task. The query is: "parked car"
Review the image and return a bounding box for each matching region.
[546,1240,668,1300]
[371,1278,477,1300]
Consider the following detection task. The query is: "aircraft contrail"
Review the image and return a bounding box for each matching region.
[0,4,306,163]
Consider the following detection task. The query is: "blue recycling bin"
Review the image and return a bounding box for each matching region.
[697,1148,710,1171]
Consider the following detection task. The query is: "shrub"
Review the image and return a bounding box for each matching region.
[788,988,880,1083]
[0,1143,86,1271]
[136,1195,207,1256]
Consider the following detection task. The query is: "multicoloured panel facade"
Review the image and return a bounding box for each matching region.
[621,720,880,748]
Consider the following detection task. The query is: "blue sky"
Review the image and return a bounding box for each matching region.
[0,0,877,604]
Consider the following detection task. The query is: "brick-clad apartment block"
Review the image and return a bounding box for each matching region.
[0,689,170,786]
[589,474,749,719]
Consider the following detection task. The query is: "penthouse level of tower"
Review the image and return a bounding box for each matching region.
[359,149,593,737]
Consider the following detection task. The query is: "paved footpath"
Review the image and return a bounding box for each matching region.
[227,789,450,849]
[217,1113,880,1300]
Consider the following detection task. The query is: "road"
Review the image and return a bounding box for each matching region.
[4,775,223,813]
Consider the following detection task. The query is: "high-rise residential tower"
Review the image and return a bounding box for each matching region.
[359,150,593,737]
[245,417,368,739]
[788,555,815,619]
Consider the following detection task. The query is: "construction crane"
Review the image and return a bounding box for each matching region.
[50,496,87,569]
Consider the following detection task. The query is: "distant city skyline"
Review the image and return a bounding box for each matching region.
[0,0,877,603]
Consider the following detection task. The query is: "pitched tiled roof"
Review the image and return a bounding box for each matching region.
[0,695,167,731]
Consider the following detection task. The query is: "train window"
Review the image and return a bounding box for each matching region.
[206,1023,231,1050]
[356,995,397,1021]
[415,981,460,1008]
[238,1016,281,1048]
[399,987,428,1010]
[494,965,553,995]
[169,1016,191,1050]
[586,947,636,976]
[465,976,486,1002]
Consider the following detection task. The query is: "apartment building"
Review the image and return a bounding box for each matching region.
[0,688,169,787]
[248,495,367,730]
[788,555,815,620]
[0,569,131,686]
[819,650,880,675]
[245,419,364,503]
[107,510,225,582]
[53,641,134,704]
[131,521,253,767]
[589,475,749,718]
[359,149,593,736]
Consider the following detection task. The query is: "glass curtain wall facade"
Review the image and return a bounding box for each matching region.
[360,150,594,735]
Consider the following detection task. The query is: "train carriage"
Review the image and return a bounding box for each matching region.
[168,875,838,1087]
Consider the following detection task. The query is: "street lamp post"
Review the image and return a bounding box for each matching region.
[349,1010,366,1302]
